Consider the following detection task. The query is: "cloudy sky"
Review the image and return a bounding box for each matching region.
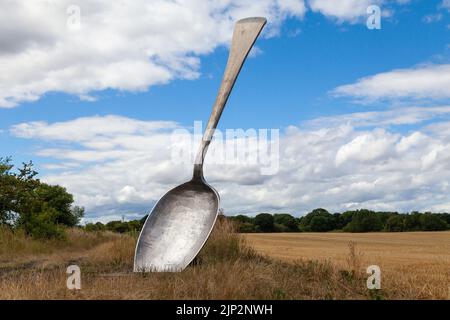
[1,0,450,222]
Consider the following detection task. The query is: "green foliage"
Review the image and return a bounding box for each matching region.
[385,215,405,232]
[404,212,422,231]
[232,214,254,224]
[215,209,450,234]
[254,213,274,232]
[335,211,354,230]
[274,223,290,232]
[84,218,144,234]
[273,214,299,232]
[309,215,332,232]
[237,222,260,233]
[22,204,65,239]
[419,213,448,231]
[300,208,335,232]
[0,157,39,226]
[105,221,130,233]
[84,222,106,232]
[0,157,84,239]
[343,210,383,232]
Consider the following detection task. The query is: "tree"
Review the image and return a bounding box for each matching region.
[0,158,39,226]
[0,158,16,225]
[0,157,84,238]
[310,215,334,232]
[231,215,254,224]
[273,214,299,232]
[344,209,382,232]
[85,222,106,232]
[237,222,259,233]
[335,211,355,230]
[385,215,405,232]
[404,212,422,231]
[228,215,258,232]
[254,213,274,232]
[127,219,142,232]
[419,214,448,231]
[106,221,130,233]
[24,205,65,239]
[32,184,82,226]
[436,213,450,228]
[299,208,335,232]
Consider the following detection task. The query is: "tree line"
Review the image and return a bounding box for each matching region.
[2,157,449,239]
[229,208,450,233]
[85,208,450,235]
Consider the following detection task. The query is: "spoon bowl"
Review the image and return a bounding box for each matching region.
[134,179,218,271]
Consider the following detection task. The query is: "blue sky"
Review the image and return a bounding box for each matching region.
[1,1,450,221]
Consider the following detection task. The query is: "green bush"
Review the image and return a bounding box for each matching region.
[85,222,106,232]
[25,206,65,240]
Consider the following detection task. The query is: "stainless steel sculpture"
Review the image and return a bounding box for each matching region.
[134,17,267,272]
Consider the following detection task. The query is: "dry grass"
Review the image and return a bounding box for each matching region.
[245,232,450,299]
[0,222,448,299]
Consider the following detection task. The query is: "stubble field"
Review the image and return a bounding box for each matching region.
[245,232,450,299]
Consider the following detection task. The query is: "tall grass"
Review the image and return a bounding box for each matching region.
[0,226,120,259]
[0,219,446,299]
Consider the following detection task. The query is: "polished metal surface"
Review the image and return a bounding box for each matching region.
[134,17,267,272]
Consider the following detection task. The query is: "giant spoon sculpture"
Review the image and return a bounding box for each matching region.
[134,17,267,272]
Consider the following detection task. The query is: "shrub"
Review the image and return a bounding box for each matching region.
[25,206,65,240]
[85,222,106,232]
[105,221,130,233]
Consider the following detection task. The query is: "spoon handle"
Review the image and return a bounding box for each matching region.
[193,17,266,180]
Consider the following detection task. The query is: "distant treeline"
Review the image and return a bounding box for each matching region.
[229,209,450,233]
[84,217,145,234]
[84,208,450,234]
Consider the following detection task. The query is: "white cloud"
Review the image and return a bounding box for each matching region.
[304,106,450,128]
[307,0,377,22]
[11,115,178,142]
[306,0,396,23]
[332,64,450,102]
[335,129,397,166]
[0,0,306,108]
[10,111,450,222]
[422,13,443,23]
[442,0,450,11]
[425,120,450,137]
[0,0,420,108]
